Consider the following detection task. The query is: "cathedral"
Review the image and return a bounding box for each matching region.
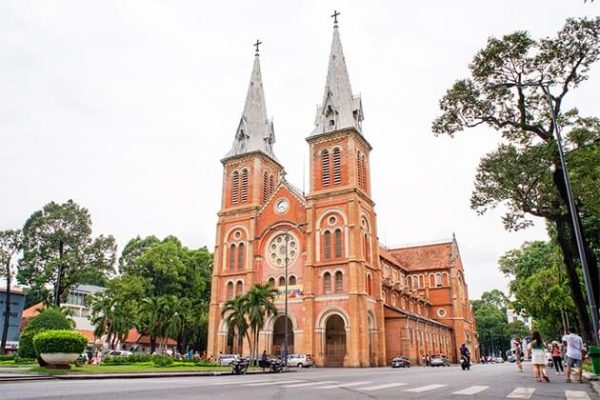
[206,17,479,367]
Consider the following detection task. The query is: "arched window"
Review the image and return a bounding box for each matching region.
[237,243,245,271]
[419,275,424,289]
[228,244,236,272]
[268,277,275,287]
[435,273,442,287]
[240,169,248,203]
[321,150,330,187]
[262,171,269,203]
[361,155,367,190]
[366,274,372,296]
[279,276,286,287]
[226,282,234,299]
[334,229,342,259]
[231,171,239,204]
[323,230,332,260]
[357,151,363,189]
[335,271,343,293]
[332,147,341,185]
[323,272,332,294]
[289,275,296,286]
[235,281,243,296]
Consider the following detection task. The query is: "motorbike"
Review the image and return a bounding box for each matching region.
[259,357,284,373]
[231,357,250,375]
[460,355,471,371]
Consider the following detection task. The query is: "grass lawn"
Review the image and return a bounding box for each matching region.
[29,362,232,375]
[0,360,37,367]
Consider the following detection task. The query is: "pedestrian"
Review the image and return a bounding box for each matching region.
[261,350,268,371]
[426,354,431,367]
[514,338,523,372]
[563,326,584,383]
[551,341,564,375]
[527,331,549,383]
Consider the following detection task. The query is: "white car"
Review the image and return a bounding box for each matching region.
[287,354,314,368]
[217,354,239,366]
[107,350,133,357]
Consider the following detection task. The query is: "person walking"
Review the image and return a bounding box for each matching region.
[514,338,523,372]
[527,331,550,383]
[563,327,584,383]
[551,341,564,375]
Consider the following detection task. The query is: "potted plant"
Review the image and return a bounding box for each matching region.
[33,330,88,369]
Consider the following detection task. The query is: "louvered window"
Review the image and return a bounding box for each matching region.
[323,231,332,260]
[228,244,236,271]
[357,151,363,189]
[240,169,248,203]
[231,171,239,204]
[226,282,234,299]
[361,155,367,190]
[262,171,269,203]
[335,271,343,293]
[321,150,330,187]
[323,272,332,294]
[334,229,342,259]
[269,175,275,197]
[332,148,341,185]
[237,243,245,271]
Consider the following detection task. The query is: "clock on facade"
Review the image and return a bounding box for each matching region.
[275,198,289,214]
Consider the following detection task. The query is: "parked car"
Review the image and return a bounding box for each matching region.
[286,354,314,368]
[391,356,411,368]
[217,354,239,366]
[429,354,450,367]
[107,350,133,357]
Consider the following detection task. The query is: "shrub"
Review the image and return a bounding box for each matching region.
[0,354,15,361]
[33,330,88,356]
[18,308,72,359]
[151,354,174,367]
[13,356,36,364]
[102,354,152,365]
[193,359,218,367]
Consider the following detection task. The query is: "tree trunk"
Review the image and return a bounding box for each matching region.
[150,337,156,353]
[1,258,12,354]
[54,241,64,307]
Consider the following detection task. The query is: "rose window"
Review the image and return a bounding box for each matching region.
[267,233,298,268]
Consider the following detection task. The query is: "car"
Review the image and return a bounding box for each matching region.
[107,350,133,357]
[506,355,516,363]
[287,354,314,368]
[217,354,239,366]
[429,354,450,367]
[391,356,411,368]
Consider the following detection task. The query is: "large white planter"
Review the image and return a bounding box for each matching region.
[40,353,80,366]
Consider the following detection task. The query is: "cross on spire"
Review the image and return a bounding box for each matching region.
[253,39,262,56]
[331,10,340,27]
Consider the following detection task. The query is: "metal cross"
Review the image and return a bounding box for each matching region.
[331,10,340,26]
[254,39,262,55]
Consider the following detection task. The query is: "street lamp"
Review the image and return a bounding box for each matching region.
[283,231,290,367]
[544,87,599,345]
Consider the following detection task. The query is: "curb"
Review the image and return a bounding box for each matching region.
[0,376,55,383]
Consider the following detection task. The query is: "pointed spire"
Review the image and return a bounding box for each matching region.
[224,45,277,162]
[310,16,364,137]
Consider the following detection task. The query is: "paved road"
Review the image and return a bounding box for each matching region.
[1,363,597,399]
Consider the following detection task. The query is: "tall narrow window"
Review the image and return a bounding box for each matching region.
[226,282,234,299]
[357,151,363,189]
[237,243,245,271]
[269,175,275,197]
[323,231,332,260]
[228,244,236,271]
[323,272,332,294]
[262,171,269,203]
[235,281,243,296]
[435,273,442,287]
[289,275,296,286]
[279,276,286,287]
[361,155,367,190]
[240,169,248,203]
[231,171,239,204]
[334,229,342,259]
[335,271,343,293]
[321,150,330,187]
[364,233,370,262]
[268,277,275,287]
[332,148,341,185]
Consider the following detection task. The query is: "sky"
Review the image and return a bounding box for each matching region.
[1,1,599,299]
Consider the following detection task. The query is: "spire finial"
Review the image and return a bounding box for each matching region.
[253,39,262,56]
[331,10,340,28]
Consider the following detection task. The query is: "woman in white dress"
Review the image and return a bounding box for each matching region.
[527,331,549,383]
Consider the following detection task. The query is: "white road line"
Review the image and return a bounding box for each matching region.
[452,385,490,395]
[282,381,338,388]
[360,383,408,391]
[318,381,372,389]
[404,384,447,392]
[244,380,304,387]
[208,379,269,385]
[565,390,591,400]
[506,387,536,399]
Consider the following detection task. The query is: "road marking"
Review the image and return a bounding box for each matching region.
[565,391,591,400]
[506,387,535,399]
[244,380,303,387]
[208,379,269,385]
[452,385,489,395]
[282,381,338,388]
[404,384,446,392]
[360,383,408,391]
[318,381,372,389]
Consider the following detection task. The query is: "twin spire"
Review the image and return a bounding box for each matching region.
[224,13,363,162]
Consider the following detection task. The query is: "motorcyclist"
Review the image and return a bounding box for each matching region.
[459,343,471,370]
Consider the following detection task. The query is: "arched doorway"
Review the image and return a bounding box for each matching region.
[272,316,294,357]
[226,325,235,354]
[325,314,346,367]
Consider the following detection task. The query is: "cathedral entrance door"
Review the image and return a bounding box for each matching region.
[325,314,346,367]
[272,316,294,357]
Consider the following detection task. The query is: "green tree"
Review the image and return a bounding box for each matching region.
[118,235,160,274]
[432,17,600,339]
[0,230,22,354]
[472,290,512,357]
[221,296,248,355]
[18,306,72,360]
[506,320,530,339]
[245,284,278,364]
[18,200,117,306]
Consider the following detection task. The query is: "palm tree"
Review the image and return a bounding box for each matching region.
[245,284,278,364]
[221,296,248,355]
[90,293,117,348]
[139,296,164,353]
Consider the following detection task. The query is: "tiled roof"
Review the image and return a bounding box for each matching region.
[387,241,454,272]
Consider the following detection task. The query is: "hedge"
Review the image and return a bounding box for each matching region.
[102,354,153,365]
[18,308,72,359]
[33,330,88,356]
[151,354,174,367]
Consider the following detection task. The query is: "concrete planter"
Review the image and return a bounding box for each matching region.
[40,353,79,368]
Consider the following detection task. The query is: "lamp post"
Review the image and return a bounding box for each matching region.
[283,231,290,367]
[544,87,599,345]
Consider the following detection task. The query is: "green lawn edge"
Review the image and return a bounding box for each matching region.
[28,363,234,375]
